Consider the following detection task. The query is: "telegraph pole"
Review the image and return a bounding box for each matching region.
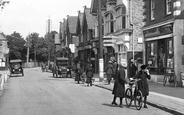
[98,0,104,81]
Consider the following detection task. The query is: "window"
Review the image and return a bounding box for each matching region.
[166,39,174,68]
[110,13,114,33]
[147,42,157,68]
[151,0,155,20]
[166,0,171,15]
[104,13,114,34]
[116,7,126,31]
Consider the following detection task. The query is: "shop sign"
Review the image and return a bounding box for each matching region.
[144,23,173,38]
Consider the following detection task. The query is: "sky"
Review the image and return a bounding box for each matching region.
[0,0,91,38]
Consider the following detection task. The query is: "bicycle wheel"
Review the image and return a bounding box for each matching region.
[163,75,167,86]
[134,90,143,110]
[125,88,132,107]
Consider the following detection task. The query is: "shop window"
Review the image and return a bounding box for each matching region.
[147,42,157,68]
[166,40,174,68]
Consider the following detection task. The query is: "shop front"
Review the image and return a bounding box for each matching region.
[143,20,184,86]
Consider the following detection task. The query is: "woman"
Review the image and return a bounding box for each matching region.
[133,65,151,108]
[86,63,93,86]
[111,63,127,108]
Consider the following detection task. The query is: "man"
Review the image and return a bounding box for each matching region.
[133,64,151,108]
[129,59,137,78]
[105,61,114,84]
[111,63,127,108]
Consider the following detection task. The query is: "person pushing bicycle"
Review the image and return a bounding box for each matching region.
[133,65,151,108]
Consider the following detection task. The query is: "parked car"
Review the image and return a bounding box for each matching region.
[9,59,24,77]
[52,57,71,78]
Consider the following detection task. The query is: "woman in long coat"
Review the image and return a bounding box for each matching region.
[133,65,151,108]
[86,63,93,86]
[111,64,127,108]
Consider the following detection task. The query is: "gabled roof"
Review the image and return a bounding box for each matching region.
[0,33,6,41]
[84,8,95,29]
[91,0,107,14]
[79,13,83,28]
[67,16,78,34]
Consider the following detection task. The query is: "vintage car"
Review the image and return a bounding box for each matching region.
[9,59,24,77]
[52,57,71,78]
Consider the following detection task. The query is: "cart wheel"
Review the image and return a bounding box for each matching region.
[125,88,132,107]
[163,75,167,86]
[134,90,143,110]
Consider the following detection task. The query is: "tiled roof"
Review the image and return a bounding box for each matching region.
[85,8,95,29]
[68,16,78,34]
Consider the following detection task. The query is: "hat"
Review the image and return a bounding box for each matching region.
[140,65,147,69]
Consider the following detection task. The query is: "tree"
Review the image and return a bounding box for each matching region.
[0,0,9,10]
[44,31,58,62]
[6,31,26,61]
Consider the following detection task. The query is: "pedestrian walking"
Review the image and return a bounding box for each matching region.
[105,60,114,84]
[86,63,93,86]
[111,63,127,108]
[75,63,81,84]
[133,64,151,108]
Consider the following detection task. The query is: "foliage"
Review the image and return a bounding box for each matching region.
[6,31,26,61]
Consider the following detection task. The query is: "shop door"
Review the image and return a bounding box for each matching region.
[157,39,166,74]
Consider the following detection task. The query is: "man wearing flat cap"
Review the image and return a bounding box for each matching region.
[133,64,151,108]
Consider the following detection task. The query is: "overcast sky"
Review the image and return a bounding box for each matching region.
[0,0,91,38]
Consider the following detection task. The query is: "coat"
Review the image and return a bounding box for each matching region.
[129,63,137,78]
[133,71,151,96]
[86,67,93,83]
[112,66,126,98]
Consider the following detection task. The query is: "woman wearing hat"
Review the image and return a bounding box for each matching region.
[111,63,127,108]
[133,64,151,108]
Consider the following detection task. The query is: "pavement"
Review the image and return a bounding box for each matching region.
[92,74,184,115]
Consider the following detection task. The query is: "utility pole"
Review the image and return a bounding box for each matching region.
[26,35,30,67]
[98,0,104,81]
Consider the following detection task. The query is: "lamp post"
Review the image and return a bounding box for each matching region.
[98,0,104,81]
[130,23,134,62]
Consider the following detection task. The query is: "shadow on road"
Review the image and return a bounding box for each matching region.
[102,103,120,108]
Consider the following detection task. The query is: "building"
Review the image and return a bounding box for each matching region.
[91,0,144,76]
[142,0,184,86]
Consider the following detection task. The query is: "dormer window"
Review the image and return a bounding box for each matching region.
[166,0,171,15]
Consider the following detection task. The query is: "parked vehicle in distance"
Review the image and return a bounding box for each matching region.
[52,57,71,78]
[9,59,24,77]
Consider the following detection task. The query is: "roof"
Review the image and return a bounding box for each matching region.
[67,16,78,34]
[0,33,6,41]
[79,13,83,28]
[85,8,95,29]
[10,59,22,63]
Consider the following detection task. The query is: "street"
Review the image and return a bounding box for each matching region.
[0,68,173,115]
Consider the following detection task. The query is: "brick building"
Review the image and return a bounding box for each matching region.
[142,0,184,86]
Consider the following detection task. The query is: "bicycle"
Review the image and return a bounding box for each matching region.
[125,79,143,110]
[163,68,176,87]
